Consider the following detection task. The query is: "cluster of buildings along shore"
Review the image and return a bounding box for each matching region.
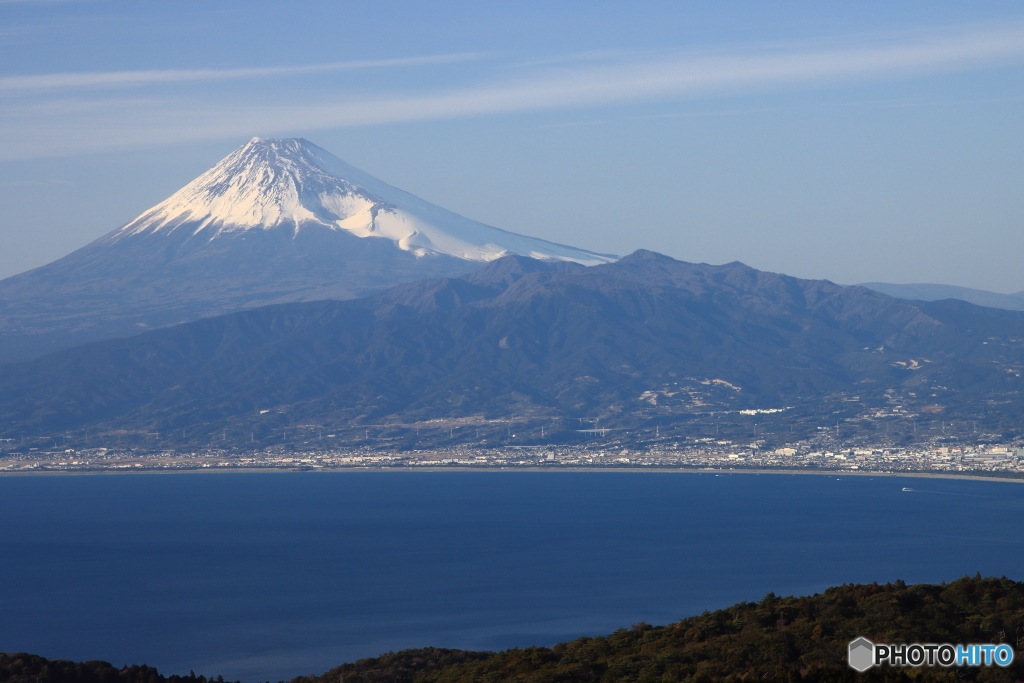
[2,441,1023,475]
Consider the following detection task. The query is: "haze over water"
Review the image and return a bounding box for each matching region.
[1,472,1021,682]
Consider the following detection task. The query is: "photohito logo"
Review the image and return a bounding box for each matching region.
[848,637,1014,672]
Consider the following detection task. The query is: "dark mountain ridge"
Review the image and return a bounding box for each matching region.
[3,251,1024,442]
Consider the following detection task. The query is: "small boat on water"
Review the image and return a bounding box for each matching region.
[902,487,913,491]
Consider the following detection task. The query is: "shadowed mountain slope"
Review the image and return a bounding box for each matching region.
[3,251,1024,440]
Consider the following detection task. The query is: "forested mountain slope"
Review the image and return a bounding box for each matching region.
[5,251,1024,443]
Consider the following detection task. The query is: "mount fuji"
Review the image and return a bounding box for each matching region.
[0,137,615,362]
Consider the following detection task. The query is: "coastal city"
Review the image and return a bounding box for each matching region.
[3,439,1023,477]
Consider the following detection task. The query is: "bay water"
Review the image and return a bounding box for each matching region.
[1,471,1021,681]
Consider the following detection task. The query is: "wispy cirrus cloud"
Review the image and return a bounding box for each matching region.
[3,22,1024,160]
[0,53,487,91]
[506,49,640,69]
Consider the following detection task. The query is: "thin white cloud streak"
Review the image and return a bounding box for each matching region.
[3,24,1024,160]
[506,49,640,69]
[0,53,485,91]
[182,24,1024,128]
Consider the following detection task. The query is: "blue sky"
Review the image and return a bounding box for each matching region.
[1,0,1023,290]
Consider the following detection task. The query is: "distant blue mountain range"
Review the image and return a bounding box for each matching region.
[858,282,1024,311]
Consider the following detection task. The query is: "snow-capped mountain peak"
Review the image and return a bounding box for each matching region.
[113,137,616,265]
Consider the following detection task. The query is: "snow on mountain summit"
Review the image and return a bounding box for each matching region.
[114,137,616,265]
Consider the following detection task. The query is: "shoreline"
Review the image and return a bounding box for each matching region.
[1,465,1022,484]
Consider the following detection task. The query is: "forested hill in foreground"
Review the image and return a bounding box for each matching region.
[6,577,1023,683]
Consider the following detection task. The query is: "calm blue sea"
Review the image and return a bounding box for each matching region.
[1,471,1022,682]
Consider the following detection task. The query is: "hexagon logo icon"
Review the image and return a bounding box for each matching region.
[848,637,875,672]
